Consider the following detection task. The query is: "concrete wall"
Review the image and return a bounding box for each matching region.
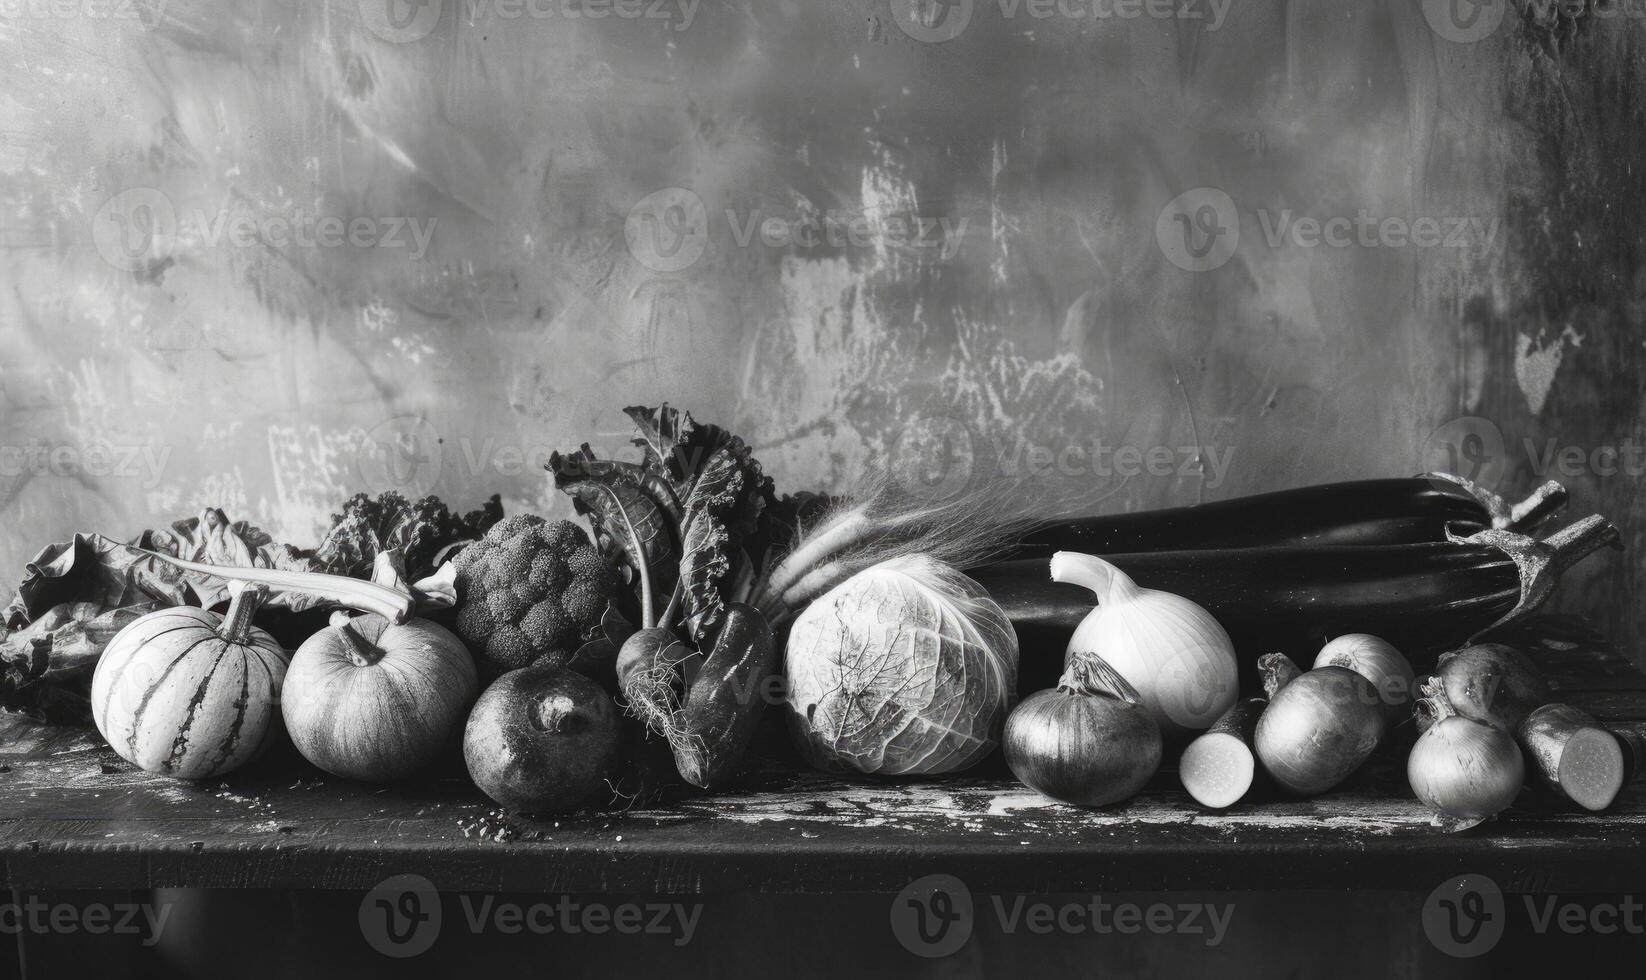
[2,1,1640,650]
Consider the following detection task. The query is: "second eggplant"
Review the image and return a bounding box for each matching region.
[972,517,1619,695]
[1008,475,1566,559]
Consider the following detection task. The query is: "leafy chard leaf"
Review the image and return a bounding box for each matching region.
[676,443,768,642]
[547,447,679,601]
[553,406,781,640]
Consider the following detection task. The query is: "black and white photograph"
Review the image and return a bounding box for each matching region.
[2,1,1644,976]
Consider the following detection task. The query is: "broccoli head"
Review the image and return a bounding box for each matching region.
[451,515,619,673]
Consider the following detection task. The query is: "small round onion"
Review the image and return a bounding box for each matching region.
[1255,666,1386,796]
[1408,714,1524,824]
[1314,633,1414,723]
[1004,658,1162,808]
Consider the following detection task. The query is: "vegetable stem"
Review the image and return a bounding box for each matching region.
[1059,654,1143,705]
[1257,653,1301,699]
[755,507,868,611]
[217,584,267,645]
[592,483,656,628]
[140,550,415,624]
[1049,551,1141,604]
[330,611,387,667]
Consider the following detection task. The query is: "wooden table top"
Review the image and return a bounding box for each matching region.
[2,616,1643,896]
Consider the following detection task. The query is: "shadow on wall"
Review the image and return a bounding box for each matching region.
[0,1,1640,649]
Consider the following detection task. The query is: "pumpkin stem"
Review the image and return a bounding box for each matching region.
[219,584,268,645]
[331,611,388,667]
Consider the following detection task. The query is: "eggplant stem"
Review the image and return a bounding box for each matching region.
[1510,482,1569,534]
[1446,515,1622,641]
[1422,473,1568,534]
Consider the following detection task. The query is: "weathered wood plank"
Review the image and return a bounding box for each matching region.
[1,615,1642,894]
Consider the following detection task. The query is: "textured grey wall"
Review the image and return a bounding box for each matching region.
[1,2,1640,648]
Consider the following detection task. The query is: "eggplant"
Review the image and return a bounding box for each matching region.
[1008,475,1566,559]
[974,516,1620,696]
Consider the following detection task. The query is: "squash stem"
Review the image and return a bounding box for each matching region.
[218,584,268,645]
[332,611,387,667]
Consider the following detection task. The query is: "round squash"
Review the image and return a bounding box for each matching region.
[282,612,479,781]
[91,587,288,779]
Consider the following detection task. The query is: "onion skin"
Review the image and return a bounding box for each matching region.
[1408,714,1524,824]
[1428,643,1551,732]
[1255,666,1386,796]
[1315,634,1415,724]
[1052,552,1238,739]
[1004,662,1162,808]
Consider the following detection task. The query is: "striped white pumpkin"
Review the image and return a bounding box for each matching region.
[91,602,289,779]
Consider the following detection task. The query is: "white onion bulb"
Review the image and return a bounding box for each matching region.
[1050,551,1239,738]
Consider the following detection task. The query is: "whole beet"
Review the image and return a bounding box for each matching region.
[463,663,621,813]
